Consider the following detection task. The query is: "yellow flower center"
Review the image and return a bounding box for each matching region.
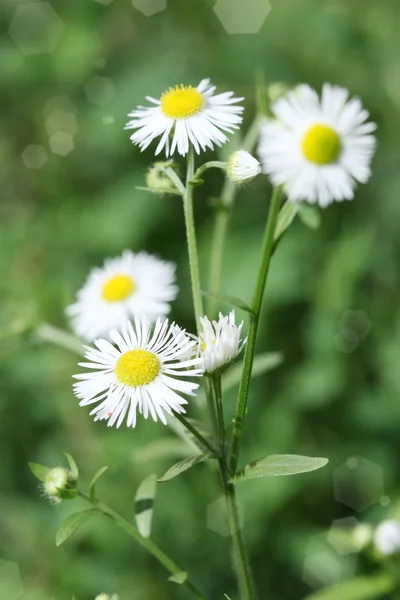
[161,85,205,119]
[301,124,341,165]
[102,274,135,303]
[115,349,161,387]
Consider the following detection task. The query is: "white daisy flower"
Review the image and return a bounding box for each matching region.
[66,251,178,341]
[374,521,400,556]
[199,311,246,374]
[258,84,377,207]
[125,79,244,157]
[73,318,202,428]
[227,150,262,185]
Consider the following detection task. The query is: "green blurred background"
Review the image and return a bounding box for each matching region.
[2,0,400,598]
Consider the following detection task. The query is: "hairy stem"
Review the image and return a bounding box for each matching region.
[174,412,219,456]
[183,148,204,331]
[212,377,257,600]
[229,186,283,474]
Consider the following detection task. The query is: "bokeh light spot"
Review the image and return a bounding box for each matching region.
[213,0,271,34]
[207,496,244,537]
[21,145,47,170]
[333,456,384,511]
[8,2,64,56]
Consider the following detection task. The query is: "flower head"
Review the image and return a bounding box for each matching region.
[199,311,246,374]
[43,467,77,504]
[258,84,376,207]
[125,79,244,157]
[227,150,261,185]
[95,595,119,600]
[146,160,180,194]
[374,520,400,555]
[66,251,178,341]
[73,318,203,428]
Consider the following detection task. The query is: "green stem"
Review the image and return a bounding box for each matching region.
[36,323,84,355]
[212,378,256,600]
[78,491,206,600]
[173,412,219,456]
[212,375,225,455]
[207,115,263,317]
[192,161,227,182]
[183,148,204,332]
[228,186,283,474]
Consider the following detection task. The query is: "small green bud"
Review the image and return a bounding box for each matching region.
[146,161,179,194]
[43,467,78,504]
[267,82,290,103]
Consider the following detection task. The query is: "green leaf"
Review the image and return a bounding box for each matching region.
[29,462,50,483]
[231,454,329,483]
[168,572,188,584]
[89,466,108,500]
[158,453,213,482]
[303,574,394,600]
[55,509,98,546]
[135,186,181,196]
[223,352,283,393]
[134,474,157,538]
[64,453,79,480]
[298,204,321,229]
[200,290,253,314]
[274,201,300,240]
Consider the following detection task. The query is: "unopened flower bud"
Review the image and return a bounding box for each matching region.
[374,520,400,555]
[226,150,261,185]
[146,161,179,194]
[43,467,77,504]
[267,82,290,103]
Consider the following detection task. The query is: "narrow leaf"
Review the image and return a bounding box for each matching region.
[64,453,79,480]
[55,509,98,546]
[232,454,329,483]
[168,572,188,584]
[200,290,253,314]
[29,462,50,483]
[304,573,394,600]
[135,186,181,196]
[274,201,300,240]
[223,352,283,393]
[134,474,157,538]
[298,204,321,230]
[158,453,213,482]
[89,466,108,500]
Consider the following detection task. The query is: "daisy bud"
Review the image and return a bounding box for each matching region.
[199,311,246,374]
[95,595,119,600]
[43,467,78,504]
[226,150,261,186]
[267,82,290,103]
[146,161,180,194]
[374,520,400,555]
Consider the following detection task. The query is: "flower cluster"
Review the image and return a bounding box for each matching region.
[66,77,376,433]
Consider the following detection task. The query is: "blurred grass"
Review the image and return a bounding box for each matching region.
[1,0,400,599]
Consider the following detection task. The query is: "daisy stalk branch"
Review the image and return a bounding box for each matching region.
[191,161,227,183]
[77,491,207,600]
[229,186,283,474]
[183,148,204,332]
[173,412,219,456]
[161,166,186,196]
[207,114,263,317]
